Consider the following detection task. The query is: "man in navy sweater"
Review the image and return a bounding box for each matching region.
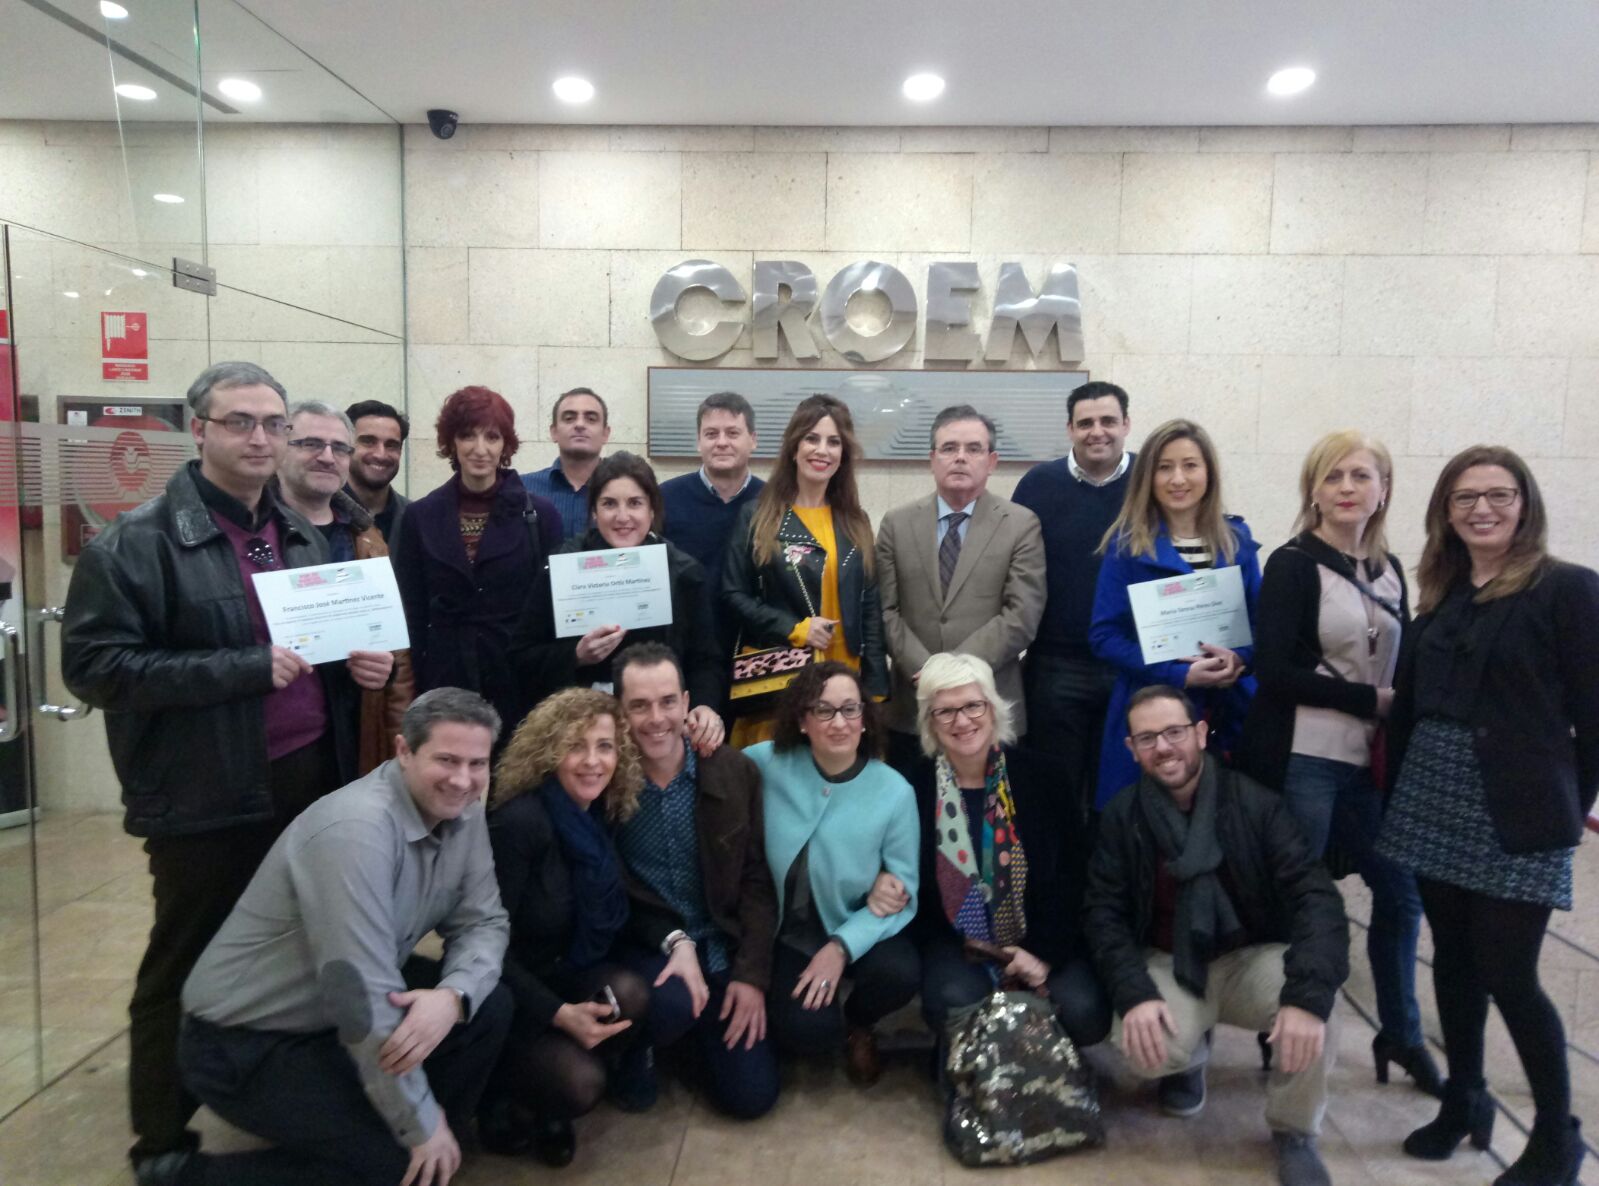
[1012,380,1135,815]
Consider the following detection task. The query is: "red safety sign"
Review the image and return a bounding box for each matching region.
[101,311,149,381]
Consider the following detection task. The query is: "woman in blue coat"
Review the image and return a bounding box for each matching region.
[1089,419,1262,809]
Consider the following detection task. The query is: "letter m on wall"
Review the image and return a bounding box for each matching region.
[983,263,1085,364]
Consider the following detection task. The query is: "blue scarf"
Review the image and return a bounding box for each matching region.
[539,777,629,970]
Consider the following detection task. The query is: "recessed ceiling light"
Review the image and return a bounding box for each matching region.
[99,2,128,18]
[130,267,149,278]
[1267,66,1316,96]
[552,76,595,104]
[902,72,945,102]
[152,193,184,204]
[218,78,262,102]
[115,83,157,101]
[61,291,80,299]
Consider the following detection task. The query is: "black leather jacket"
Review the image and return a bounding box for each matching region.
[61,463,357,838]
[720,501,888,698]
[1082,757,1349,1021]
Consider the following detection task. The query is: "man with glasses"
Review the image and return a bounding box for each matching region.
[1083,685,1348,1186]
[344,399,410,545]
[874,404,1045,780]
[276,399,414,774]
[61,362,395,1182]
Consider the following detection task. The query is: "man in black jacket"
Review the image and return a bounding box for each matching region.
[61,361,395,1179]
[1084,685,1348,1186]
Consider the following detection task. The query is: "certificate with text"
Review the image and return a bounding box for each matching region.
[548,543,674,638]
[1127,565,1253,665]
[251,556,411,665]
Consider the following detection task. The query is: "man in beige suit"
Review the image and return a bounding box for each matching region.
[875,404,1046,778]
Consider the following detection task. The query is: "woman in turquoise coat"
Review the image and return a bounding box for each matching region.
[745,660,920,1086]
[1089,419,1262,810]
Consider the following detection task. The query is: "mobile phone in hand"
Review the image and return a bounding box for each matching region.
[593,984,620,1022]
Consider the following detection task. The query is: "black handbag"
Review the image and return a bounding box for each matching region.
[943,991,1104,1167]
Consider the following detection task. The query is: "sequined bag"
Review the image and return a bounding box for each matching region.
[943,990,1104,1167]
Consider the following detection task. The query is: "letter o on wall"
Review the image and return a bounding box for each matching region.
[650,259,747,361]
[818,260,918,363]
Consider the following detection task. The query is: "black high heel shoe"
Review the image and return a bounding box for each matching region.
[532,1116,577,1168]
[1403,1080,1496,1160]
[1373,1033,1444,1097]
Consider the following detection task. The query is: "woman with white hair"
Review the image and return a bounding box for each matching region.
[909,652,1110,1048]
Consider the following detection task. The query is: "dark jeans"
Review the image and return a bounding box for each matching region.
[130,735,340,1159]
[918,932,1112,1048]
[625,949,780,1119]
[177,983,512,1186]
[1419,878,1570,1122]
[767,934,921,1055]
[1021,654,1114,818]
[1282,753,1424,1046]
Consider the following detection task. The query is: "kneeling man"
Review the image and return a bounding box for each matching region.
[1084,685,1348,1186]
[156,688,513,1186]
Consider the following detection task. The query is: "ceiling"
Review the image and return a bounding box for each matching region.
[4,0,1599,127]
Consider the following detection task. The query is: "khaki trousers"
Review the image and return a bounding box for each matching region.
[1110,944,1337,1136]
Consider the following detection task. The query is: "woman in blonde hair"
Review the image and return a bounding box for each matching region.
[478,688,648,1165]
[722,394,887,743]
[1378,446,1599,1183]
[1088,419,1261,809]
[1236,431,1437,1096]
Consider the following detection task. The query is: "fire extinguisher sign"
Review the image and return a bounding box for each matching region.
[101,311,149,381]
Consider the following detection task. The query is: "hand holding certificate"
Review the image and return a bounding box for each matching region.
[252,556,411,666]
[548,543,674,639]
[1126,566,1253,667]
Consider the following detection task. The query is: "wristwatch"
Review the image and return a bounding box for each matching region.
[661,929,694,956]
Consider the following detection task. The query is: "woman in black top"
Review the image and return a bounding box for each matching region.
[480,688,648,1166]
[1378,446,1599,1184]
[1237,432,1437,1095]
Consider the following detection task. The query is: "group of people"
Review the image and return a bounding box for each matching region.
[59,361,1598,1186]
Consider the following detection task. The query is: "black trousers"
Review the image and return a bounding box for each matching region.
[1419,877,1570,1121]
[767,934,921,1055]
[1021,654,1114,819]
[918,933,1112,1048]
[178,983,512,1186]
[129,736,340,1159]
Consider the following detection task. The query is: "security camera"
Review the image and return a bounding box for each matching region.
[426,109,459,140]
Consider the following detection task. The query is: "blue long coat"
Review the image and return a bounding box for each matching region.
[1088,516,1263,809]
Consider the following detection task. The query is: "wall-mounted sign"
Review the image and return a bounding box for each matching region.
[100,311,149,381]
[650,259,1083,367]
[58,396,187,556]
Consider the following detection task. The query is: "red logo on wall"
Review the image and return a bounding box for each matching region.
[101,311,149,381]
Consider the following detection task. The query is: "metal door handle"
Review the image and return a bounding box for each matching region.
[0,622,19,742]
[29,606,92,721]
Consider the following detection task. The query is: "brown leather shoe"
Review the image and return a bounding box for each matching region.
[845,1025,881,1086]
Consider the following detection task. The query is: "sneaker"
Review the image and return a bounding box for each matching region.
[1273,1131,1331,1186]
[1158,1064,1207,1117]
[608,1044,659,1113]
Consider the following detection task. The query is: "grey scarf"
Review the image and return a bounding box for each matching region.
[1136,757,1245,997]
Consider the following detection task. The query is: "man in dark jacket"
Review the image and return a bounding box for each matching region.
[1084,685,1348,1186]
[609,642,779,1119]
[60,361,394,1177]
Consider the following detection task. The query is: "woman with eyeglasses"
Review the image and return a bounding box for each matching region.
[722,394,887,745]
[1235,431,1437,1097]
[1088,419,1261,810]
[908,652,1110,1055]
[1377,446,1599,1184]
[745,661,919,1085]
[393,386,562,738]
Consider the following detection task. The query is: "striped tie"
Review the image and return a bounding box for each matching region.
[939,511,968,596]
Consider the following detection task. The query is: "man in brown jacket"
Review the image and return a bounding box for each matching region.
[276,400,414,771]
[610,641,779,1119]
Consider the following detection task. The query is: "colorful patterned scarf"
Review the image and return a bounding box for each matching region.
[934,746,1028,946]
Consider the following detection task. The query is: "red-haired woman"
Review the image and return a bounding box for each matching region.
[394,386,562,735]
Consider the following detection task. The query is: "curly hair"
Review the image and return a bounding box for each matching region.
[434,385,520,472]
[771,660,883,761]
[490,688,643,821]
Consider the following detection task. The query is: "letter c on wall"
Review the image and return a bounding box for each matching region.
[651,259,747,361]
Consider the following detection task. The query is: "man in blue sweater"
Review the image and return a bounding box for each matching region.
[1012,380,1134,815]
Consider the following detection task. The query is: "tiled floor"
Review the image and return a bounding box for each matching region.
[2,812,1596,1185]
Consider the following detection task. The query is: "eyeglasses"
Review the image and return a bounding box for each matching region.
[934,442,992,458]
[288,437,356,457]
[244,537,279,569]
[930,699,990,725]
[809,700,864,722]
[1130,723,1195,752]
[1448,487,1520,512]
[200,413,291,437]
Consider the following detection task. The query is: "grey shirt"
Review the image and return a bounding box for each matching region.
[183,760,509,1146]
